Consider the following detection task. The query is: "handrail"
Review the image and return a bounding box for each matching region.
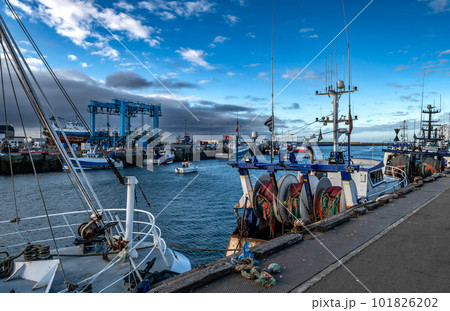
[367,165,408,200]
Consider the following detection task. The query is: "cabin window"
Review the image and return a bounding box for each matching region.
[369,170,383,185]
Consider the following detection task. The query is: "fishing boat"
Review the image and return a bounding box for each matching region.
[0,9,190,293]
[44,119,90,145]
[383,105,450,181]
[215,144,250,160]
[63,149,123,170]
[175,162,198,174]
[226,75,407,256]
[144,149,174,166]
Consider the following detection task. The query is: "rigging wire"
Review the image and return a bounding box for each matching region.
[74,0,199,122]
[0,38,69,285]
[0,10,107,222]
[0,37,19,223]
[252,0,376,121]
[4,0,90,132]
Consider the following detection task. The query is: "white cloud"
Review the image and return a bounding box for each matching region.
[420,0,450,13]
[92,46,120,59]
[114,1,135,11]
[257,72,268,79]
[224,14,239,26]
[12,0,159,60]
[395,65,410,71]
[198,80,211,84]
[438,49,450,57]
[306,34,319,39]
[245,63,260,67]
[282,69,322,81]
[299,28,314,33]
[67,54,77,61]
[139,0,215,20]
[213,36,230,43]
[246,32,256,39]
[176,47,214,69]
[209,36,230,48]
[227,72,236,76]
[233,0,246,6]
[25,57,44,71]
[25,57,44,67]
[81,62,88,67]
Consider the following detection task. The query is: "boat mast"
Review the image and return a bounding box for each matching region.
[316,77,356,152]
[270,1,274,163]
[0,14,102,219]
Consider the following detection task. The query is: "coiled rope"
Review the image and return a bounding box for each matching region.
[0,244,50,279]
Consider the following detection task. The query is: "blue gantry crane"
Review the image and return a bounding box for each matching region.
[88,99,161,141]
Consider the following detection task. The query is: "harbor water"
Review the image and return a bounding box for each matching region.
[0,145,385,266]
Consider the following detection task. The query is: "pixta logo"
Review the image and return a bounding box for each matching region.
[126,124,172,172]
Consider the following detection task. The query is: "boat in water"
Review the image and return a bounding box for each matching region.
[215,144,250,160]
[225,76,407,256]
[383,106,450,181]
[0,10,190,293]
[144,149,174,166]
[175,161,198,174]
[44,119,90,145]
[63,149,123,170]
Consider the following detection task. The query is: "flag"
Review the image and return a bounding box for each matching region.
[236,118,239,133]
[348,106,353,134]
[318,129,323,142]
[414,133,417,140]
[264,116,274,132]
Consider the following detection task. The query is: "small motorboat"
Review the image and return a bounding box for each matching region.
[175,161,198,174]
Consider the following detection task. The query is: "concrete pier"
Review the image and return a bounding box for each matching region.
[152,174,450,293]
[0,152,62,174]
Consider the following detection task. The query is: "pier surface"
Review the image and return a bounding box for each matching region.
[176,175,450,293]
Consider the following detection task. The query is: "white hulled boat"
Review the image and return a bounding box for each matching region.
[175,162,198,174]
[0,9,190,293]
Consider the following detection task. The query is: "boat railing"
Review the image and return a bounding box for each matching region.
[367,165,408,200]
[0,208,165,255]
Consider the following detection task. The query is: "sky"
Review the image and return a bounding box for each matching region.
[2,0,450,142]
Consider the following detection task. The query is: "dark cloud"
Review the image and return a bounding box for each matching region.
[392,111,409,116]
[3,68,280,138]
[245,95,266,102]
[105,71,198,90]
[283,102,300,110]
[106,71,153,89]
[385,82,421,89]
[400,93,421,102]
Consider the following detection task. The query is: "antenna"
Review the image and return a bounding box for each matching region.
[270,0,274,163]
[420,71,425,130]
[342,0,351,163]
[325,56,327,91]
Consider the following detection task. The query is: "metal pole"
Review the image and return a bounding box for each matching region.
[333,94,338,152]
[271,1,274,163]
[125,176,138,258]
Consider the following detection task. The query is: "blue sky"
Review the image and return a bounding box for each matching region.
[3,0,450,142]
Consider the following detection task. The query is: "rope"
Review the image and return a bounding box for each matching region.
[0,251,15,279]
[137,183,152,210]
[0,245,51,278]
[232,257,279,287]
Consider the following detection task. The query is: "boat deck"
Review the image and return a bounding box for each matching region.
[190,176,450,293]
[0,243,178,293]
